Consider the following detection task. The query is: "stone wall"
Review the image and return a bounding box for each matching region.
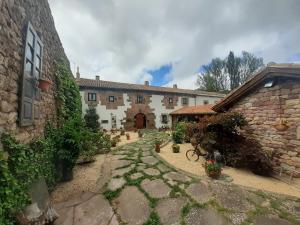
[229,78,300,175]
[0,0,67,143]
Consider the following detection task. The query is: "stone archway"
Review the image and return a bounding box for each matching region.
[135,113,146,129]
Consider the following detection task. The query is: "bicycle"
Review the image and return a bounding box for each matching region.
[186,144,206,161]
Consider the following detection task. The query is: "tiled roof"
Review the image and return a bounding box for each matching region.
[170,104,216,115]
[213,63,300,111]
[76,78,225,97]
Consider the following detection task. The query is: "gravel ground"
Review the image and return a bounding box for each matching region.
[159,142,300,198]
[50,131,140,203]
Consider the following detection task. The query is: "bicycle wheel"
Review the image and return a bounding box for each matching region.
[186,150,199,161]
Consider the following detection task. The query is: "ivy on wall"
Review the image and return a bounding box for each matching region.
[55,59,82,122]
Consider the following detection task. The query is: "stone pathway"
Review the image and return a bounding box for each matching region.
[55,130,300,225]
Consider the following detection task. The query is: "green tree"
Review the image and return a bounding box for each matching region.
[226,51,241,90]
[84,107,100,132]
[197,51,264,92]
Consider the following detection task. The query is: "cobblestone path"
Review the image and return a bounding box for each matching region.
[55,130,300,225]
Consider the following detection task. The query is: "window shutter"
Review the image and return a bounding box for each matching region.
[19,23,43,126]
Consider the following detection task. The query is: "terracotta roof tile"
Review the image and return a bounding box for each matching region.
[170,104,216,115]
[76,78,225,97]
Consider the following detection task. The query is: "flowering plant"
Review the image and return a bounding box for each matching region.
[204,160,222,179]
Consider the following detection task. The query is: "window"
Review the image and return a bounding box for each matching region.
[20,22,43,126]
[137,95,144,104]
[182,97,188,106]
[88,93,97,101]
[203,100,209,105]
[109,96,115,102]
[161,114,168,124]
[101,120,109,124]
[169,97,173,104]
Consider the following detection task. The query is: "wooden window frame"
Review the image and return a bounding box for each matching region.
[136,95,144,104]
[88,93,97,101]
[161,114,168,124]
[109,96,115,102]
[19,22,43,126]
[182,97,188,106]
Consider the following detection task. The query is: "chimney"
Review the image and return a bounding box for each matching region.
[95,75,100,80]
[173,84,177,88]
[76,66,80,79]
[144,81,149,86]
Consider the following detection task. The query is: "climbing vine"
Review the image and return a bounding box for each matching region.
[55,59,82,122]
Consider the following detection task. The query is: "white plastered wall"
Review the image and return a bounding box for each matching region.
[81,91,131,130]
[149,95,196,128]
[196,96,222,105]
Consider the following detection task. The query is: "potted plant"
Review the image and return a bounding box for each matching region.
[138,130,143,138]
[155,139,162,153]
[38,77,52,91]
[111,139,117,147]
[204,160,222,179]
[120,129,125,135]
[172,144,180,153]
[126,133,130,140]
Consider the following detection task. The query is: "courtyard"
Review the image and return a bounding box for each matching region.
[53,131,300,225]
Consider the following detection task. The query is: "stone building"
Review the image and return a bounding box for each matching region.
[213,64,300,176]
[76,72,224,130]
[0,0,68,142]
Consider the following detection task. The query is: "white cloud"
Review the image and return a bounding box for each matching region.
[49,0,300,88]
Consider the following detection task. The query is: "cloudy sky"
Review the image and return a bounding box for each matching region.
[49,0,300,89]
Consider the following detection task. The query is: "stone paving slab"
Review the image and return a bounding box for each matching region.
[111,160,132,170]
[144,168,160,176]
[163,171,192,183]
[141,156,159,165]
[186,182,213,204]
[112,166,133,177]
[185,208,231,225]
[141,179,171,198]
[107,177,126,191]
[130,172,144,180]
[156,197,188,225]
[74,195,117,225]
[157,164,170,172]
[113,186,150,225]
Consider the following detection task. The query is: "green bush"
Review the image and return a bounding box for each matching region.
[172,122,187,144]
[84,107,100,132]
[185,112,273,176]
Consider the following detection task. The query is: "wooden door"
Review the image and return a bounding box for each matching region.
[135,113,145,129]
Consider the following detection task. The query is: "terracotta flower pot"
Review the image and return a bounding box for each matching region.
[206,171,220,179]
[155,144,160,153]
[38,78,52,91]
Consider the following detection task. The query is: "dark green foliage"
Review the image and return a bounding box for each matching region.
[172,122,187,144]
[186,112,273,176]
[0,151,28,225]
[55,59,82,122]
[0,133,59,224]
[84,107,100,132]
[197,51,264,92]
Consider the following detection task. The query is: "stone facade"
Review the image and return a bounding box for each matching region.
[0,0,67,143]
[229,78,300,175]
[80,85,224,131]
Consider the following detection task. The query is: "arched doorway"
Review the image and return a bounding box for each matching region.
[135,113,146,129]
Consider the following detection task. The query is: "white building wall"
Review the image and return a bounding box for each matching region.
[195,96,221,105]
[149,95,196,128]
[80,91,131,130]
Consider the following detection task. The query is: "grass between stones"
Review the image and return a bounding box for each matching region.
[143,211,162,225]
